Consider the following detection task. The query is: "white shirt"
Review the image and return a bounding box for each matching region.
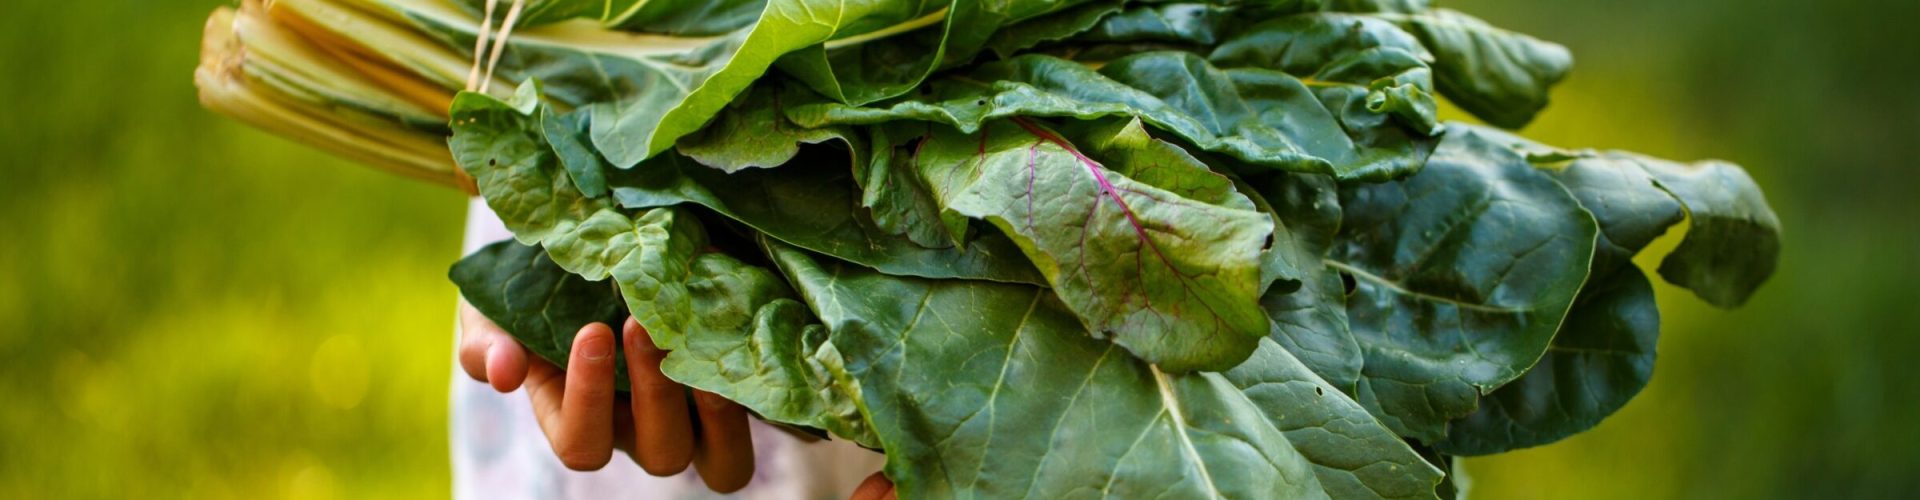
[453,197,885,499]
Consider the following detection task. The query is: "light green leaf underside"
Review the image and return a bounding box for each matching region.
[768,241,1441,499]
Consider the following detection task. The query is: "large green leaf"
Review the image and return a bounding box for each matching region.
[449,240,631,389]
[982,1,1126,58]
[862,125,972,248]
[1429,147,1678,455]
[604,147,1048,285]
[1635,155,1781,308]
[1243,172,1363,393]
[1437,266,1657,456]
[778,0,1093,107]
[1435,125,1776,453]
[448,0,765,35]
[453,85,1044,285]
[670,82,860,173]
[767,242,1442,499]
[356,0,964,168]
[1469,124,1782,306]
[446,85,877,438]
[446,85,793,352]
[1207,13,1441,137]
[788,38,1442,181]
[1332,128,1598,443]
[982,0,1425,60]
[1375,9,1572,129]
[449,238,879,446]
[907,119,1274,372]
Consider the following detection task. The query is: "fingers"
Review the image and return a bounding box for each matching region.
[484,336,529,392]
[525,322,619,471]
[456,300,497,382]
[623,318,694,476]
[850,472,896,500]
[457,300,529,391]
[691,389,755,493]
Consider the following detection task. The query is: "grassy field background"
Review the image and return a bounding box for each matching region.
[2,0,1915,497]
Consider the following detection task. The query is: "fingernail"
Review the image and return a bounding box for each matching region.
[581,332,613,361]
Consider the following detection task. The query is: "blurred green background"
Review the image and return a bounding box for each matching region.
[1,0,1914,498]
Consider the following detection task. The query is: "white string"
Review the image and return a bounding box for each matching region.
[464,0,498,91]
[477,0,529,94]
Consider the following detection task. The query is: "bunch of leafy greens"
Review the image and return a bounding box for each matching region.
[197,0,1780,497]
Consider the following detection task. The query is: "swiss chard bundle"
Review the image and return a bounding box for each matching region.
[197,0,1780,497]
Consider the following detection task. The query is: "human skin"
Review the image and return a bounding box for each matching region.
[456,302,753,492]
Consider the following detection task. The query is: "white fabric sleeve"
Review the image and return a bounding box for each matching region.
[451,197,884,499]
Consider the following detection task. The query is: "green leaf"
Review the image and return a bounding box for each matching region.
[767,242,1441,499]
[863,125,971,248]
[1434,125,1776,453]
[982,1,1126,58]
[1428,145,1679,455]
[1243,172,1363,393]
[1465,124,1782,306]
[776,0,1102,107]
[448,0,764,35]
[671,82,861,173]
[1332,128,1598,443]
[449,240,631,389]
[540,108,610,198]
[790,16,1444,181]
[1377,9,1573,129]
[1208,13,1442,136]
[604,148,1048,285]
[368,0,968,168]
[1075,3,1233,47]
[770,1,956,106]
[1325,0,1428,13]
[1437,266,1658,455]
[664,296,881,446]
[454,86,1044,285]
[1636,155,1782,308]
[449,238,878,445]
[907,119,1274,372]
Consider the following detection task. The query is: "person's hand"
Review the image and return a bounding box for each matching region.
[458,301,757,492]
[850,472,897,500]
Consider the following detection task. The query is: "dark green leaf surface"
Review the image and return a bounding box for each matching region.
[454,85,1044,285]
[449,0,764,34]
[1467,123,1781,306]
[449,240,631,389]
[768,242,1441,499]
[1332,128,1597,443]
[1428,145,1679,455]
[1437,266,1657,456]
[789,46,1440,181]
[982,1,1126,58]
[604,149,1048,284]
[373,0,969,168]
[1637,156,1781,308]
[1434,125,1776,453]
[1378,9,1572,129]
[1245,172,1364,392]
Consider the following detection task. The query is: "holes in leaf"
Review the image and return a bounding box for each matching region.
[1314,386,1324,397]
[488,158,498,166]
[1340,271,1357,296]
